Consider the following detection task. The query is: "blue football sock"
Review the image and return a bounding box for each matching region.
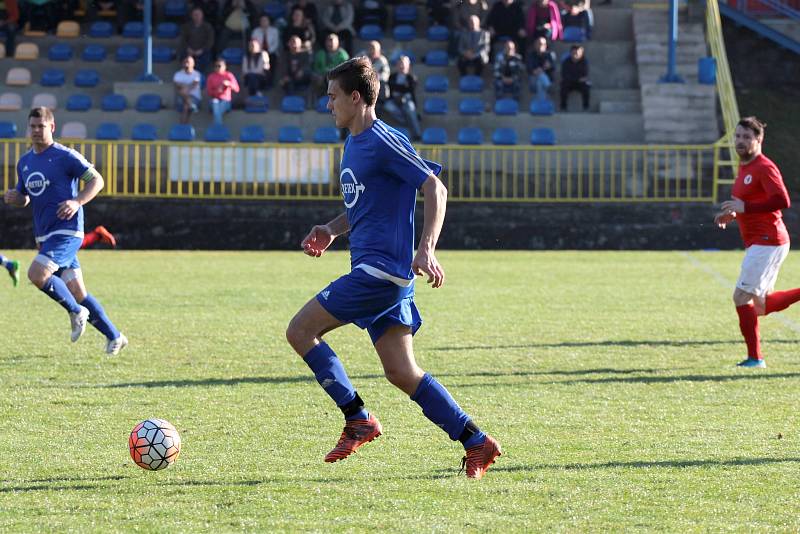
[40,276,82,314]
[462,430,487,450]
[410,373,471,442]
[304,342,368,420]
[80,294,120,341]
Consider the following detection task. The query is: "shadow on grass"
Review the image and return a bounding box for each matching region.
[548,371,800,386]
[429,339,800,352]
[0,475,130,493]
[494,457,800,472]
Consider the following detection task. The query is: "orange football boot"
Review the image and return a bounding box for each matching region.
[461,434,502,479]
[324,414,382,463]
[94,226,116,247]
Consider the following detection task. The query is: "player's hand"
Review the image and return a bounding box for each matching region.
[412,249,445,289]
[56,199,80,220]
[4,189,21,205]
[714,210,736,229]
[301,225,335,257]
[721,196,745,215]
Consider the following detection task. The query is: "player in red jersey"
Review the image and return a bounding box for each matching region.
[714,116,800,368]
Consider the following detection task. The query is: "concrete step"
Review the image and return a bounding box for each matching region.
[600,100,642,113]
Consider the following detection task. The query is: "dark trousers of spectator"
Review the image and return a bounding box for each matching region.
[20,3,58,32]
[0,22,16,53]
[245,72,272,96]
[458,56,484,77]
[494,79,521,101]
[560,80,590,110]
[383,94,422,140]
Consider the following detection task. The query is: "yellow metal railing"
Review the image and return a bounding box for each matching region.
[1,139,718,202]
[706,0,741,201]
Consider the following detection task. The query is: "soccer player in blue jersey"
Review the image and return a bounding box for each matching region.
[3,107,127,355]
[285,57,501,479]
[0,254,20,286]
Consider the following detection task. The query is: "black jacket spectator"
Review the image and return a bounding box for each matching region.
[486,0,526,52]
[560,46,590,110]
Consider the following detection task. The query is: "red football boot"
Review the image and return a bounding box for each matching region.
[461,434,502,479]
[94,226,117,247]
[324,414,382,463]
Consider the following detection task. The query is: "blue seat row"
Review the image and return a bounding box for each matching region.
[417,127,557,146]
[87,20,180,39]
[358,24,449,42]
[48,43,177,63]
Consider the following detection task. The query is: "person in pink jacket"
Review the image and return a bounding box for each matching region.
[526,0,563,42]
[206,59,241,125]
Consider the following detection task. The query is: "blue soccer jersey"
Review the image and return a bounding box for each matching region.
[340,120,442,283]
[16,143,92,243]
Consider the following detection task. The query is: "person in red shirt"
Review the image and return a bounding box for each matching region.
[714,116,800,368]
[206,59,240,125]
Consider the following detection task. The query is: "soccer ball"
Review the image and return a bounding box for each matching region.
[128,418,182,471]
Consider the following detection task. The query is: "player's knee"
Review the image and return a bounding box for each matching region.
[285,317,309,354]
[27,264,48,288]
[383,366,420,393]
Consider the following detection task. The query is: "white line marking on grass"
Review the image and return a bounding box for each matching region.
[681,251,800,334]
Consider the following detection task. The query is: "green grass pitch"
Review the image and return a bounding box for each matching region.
[2,250,800,531]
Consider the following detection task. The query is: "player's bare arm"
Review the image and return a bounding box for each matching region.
[3,189,30,208]
[301,212,350,257]
[57,168,104,220]
[412,175,447,289]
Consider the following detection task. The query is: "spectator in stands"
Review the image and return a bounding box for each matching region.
[180,7,215,73]
[526,0,563,42]
[527,36,557,101]
[280,35,312,96]
[216,0,258,55]
[561,0,593,40]
[457,14,490,77]
[242,38,272,96]
[384,55,422,141]
[0,0,19,54]
[292,0,320,35]
[19,0,59,33]
[560,44,590,111]
[321,0,355,55]
[174,55,202,124]
[455,0,488,29]
[206,58,240,125]
[355,0,387,30]
[359,40,390,105]
[312,34,349,98]
[493,40,524,101]
[284,6,316,53]
[191,0,220,28]
[251,14,280,66]
[486,0,526,55]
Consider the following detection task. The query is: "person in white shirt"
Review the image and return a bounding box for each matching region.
[173,56,202,124]
[251,14,281,68]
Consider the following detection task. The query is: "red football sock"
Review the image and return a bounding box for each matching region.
[736,304,762,360]
[81,230,100,249]
[765,288,800,315]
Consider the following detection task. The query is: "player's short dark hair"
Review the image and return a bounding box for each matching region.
[327,56,379,107]
[738,116,766,139]
[28,107,54,123]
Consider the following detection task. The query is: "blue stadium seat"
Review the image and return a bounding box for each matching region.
[131,123,158,141]
[89,21,114,38]
[393,25,416,42]
[164,0,188,18]
[81,44,107,62]
[394,4,418,23]
[459,75,484,93]
[492,128,517,145]
[281,95,305,113]
[358,24,383,41]
[74,69,100,87]
[427,25,449,42]
[40,69,65,87]
[494,98,519,115]
[48,43,73,61]
[423,97,447,115]
[530,98,555,115]
[0,121,17,138]
[240,125,266,142]
[136,94,162,112]
[221,47,243,65]
[168,124,195,141]
[458,127,483,145]
[531,127,556,145]
[698,57,716,85]
[115,45,140,62]
[152,46,176,63]
[263,1,287,21]
[204,124,231,142]
[156,22,179,39]
[66,94,92,112]
[424,75,449,93]
[95,123,122,140]
[313,126,339,143]
[562,26,586,43]
[458,97,484,115]
[422,127,447,145]
[101,94,127,111]
[424,50,448,67]
[315,95,330,113]
[388,49,416,65]
[122,21,144,38]
[244,95,269,113]
[278,125,303,143]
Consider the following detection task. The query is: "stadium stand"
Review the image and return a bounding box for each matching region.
[32,93,57,110]
[424,75,449,93]
[14,43,39,60]
[89,21,114,38]
[240,124,266,143]
[0,93,23,111]
[459,97,485,116]
[81,45,107,62]
[278,125,303,143]
[48,43,74,61]
[136,94,162,113]
[169,124,195,141]
[531,127,557,145]
[458,127,483,145]
[115,45,141,63]
[61,121,88,139]
[56,21,81,38]
[422,127,447,145]
[101,94,127,112]
[0,121,17,138]
[204,124,231,142]
[74,69,99,88]
[132,123,159,141]
[96,122,122,140]
[41,69,66,87]
[492,127,518,145]
[281,96,306,114]
[313,126,339,143]
[530,99,556,115]
[66,94,92,112]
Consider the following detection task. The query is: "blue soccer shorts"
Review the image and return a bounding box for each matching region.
[316,268,423,344]
[34,235,82,273]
